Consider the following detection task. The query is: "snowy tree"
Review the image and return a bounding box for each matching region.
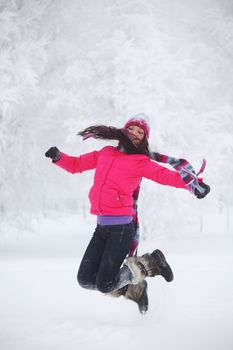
[0,0,233,236]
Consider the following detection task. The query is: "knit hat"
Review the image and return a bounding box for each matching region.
[124,113,150,139]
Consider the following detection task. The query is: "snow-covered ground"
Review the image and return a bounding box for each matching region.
[0,216,232,350]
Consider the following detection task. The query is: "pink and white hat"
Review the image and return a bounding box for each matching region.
[124,113,150,139]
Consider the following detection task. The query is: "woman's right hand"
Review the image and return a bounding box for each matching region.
[45,147,61,162]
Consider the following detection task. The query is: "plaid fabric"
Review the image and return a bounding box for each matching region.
[129,153,207,256]
[150,152,206,195]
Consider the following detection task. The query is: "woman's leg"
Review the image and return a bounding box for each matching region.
[96,223,134,293]
[77,225,107,289]
[78,223,173,297]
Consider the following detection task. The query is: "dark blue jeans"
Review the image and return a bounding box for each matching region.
[77,223,134,293]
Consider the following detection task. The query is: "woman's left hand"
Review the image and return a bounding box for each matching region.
[195,181,211,199]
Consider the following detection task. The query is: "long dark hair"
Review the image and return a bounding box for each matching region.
[78,125,149,156]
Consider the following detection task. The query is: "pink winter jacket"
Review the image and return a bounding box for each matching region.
[54,146,187,216]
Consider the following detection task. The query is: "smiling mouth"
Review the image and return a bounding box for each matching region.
[131,138,140,143]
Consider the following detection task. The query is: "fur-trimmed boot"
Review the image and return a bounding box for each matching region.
[125,280,148,314]
[151,249,174,282]
[108,285,128,298]
[125,249,174,284]
[108,281,149,314]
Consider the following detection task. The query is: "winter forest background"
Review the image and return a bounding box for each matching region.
[1,1,233,350]
[1,0,233,238]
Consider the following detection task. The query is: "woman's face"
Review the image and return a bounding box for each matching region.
[127,125,145,145]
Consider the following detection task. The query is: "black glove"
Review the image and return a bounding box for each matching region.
[194,181,210,199]
[45,147,61,162]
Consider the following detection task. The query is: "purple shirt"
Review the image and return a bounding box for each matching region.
[97,215,133,226]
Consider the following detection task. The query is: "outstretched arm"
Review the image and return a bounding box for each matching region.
[142,160,210,198]
[45,147,98,173]
[142,160,187,189]
[149,152,210,198]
